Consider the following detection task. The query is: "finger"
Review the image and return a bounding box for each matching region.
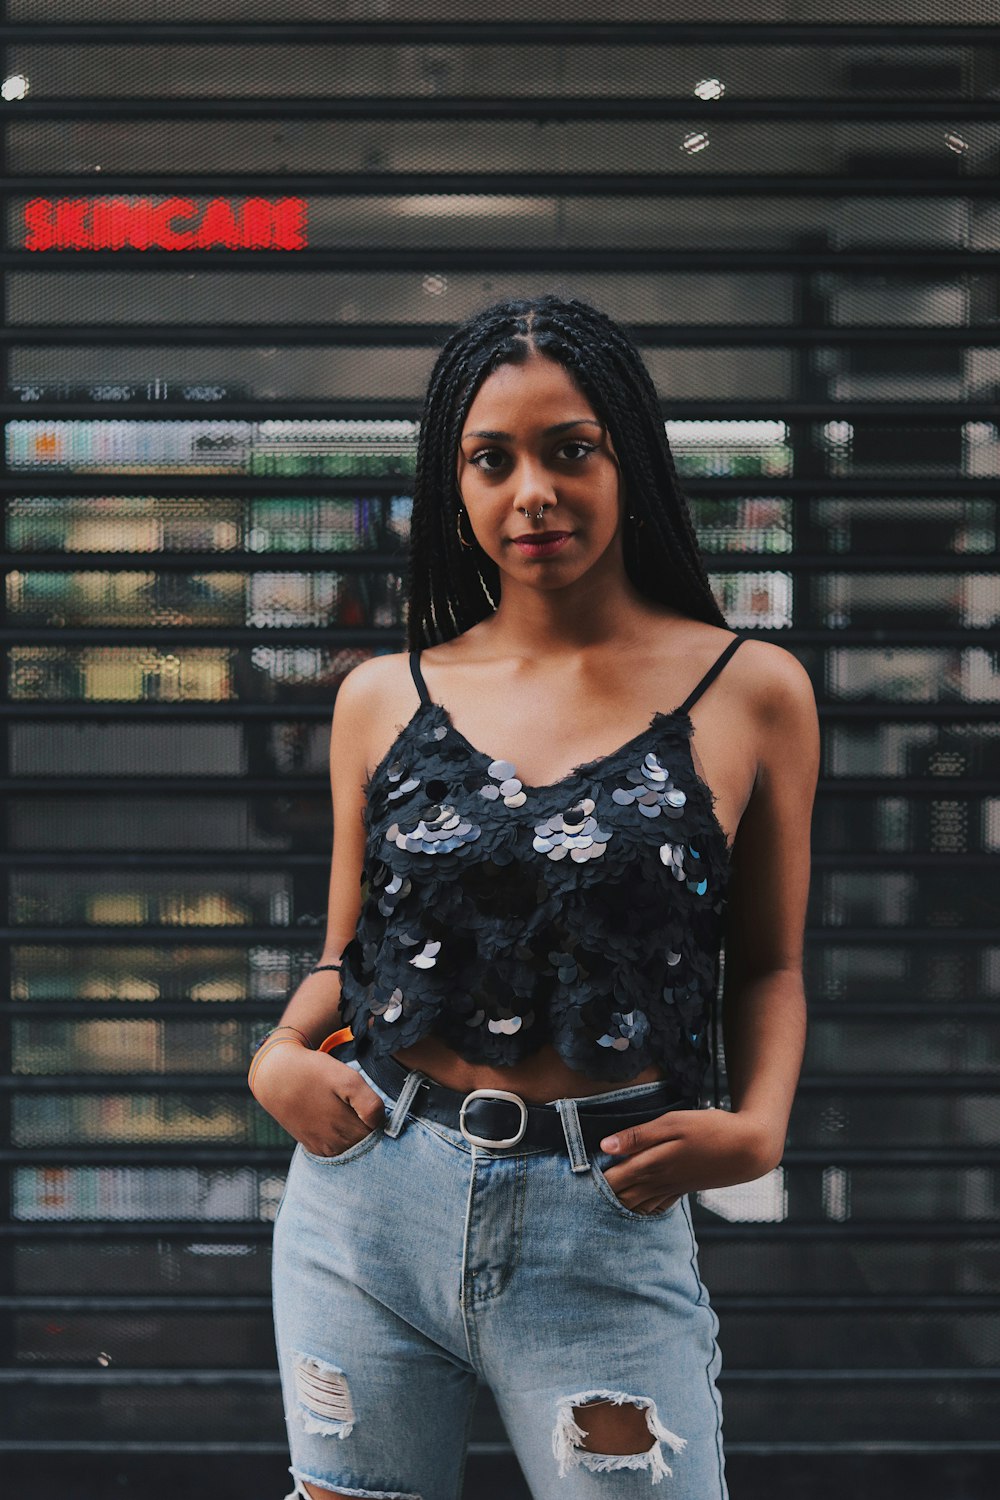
[603,1157,679,1204]
[602,1164,663,1201]
[636,1194,681,1216]
[334,1070,387,1130]
[599,1113,689,1156]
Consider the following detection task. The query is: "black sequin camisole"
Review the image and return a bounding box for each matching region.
[337,634,746,1098]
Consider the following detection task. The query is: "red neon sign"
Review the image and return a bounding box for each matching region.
[24,197,308,251]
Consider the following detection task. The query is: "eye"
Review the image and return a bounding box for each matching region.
[468,441,596,472]
[470,447,507,473]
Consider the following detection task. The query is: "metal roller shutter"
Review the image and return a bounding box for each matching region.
[1,4,997,1496]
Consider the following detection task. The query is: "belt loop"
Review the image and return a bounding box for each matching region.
[383,1067,426,1138]
[554,1098,591,1174]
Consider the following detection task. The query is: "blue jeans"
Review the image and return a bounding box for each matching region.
[271,1058,727,1500]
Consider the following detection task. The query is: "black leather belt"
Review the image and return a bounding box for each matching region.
[361,1049,693,1155]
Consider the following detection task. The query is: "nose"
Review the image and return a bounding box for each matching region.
[510,456,557,515]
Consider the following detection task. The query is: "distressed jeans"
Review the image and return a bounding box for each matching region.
[271,1057,727,1500]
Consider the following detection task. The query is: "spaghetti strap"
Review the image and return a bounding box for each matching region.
[675,634,745,716]
[408,649,432,707]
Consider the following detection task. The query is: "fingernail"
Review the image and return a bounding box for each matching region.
[601,1136,619,1152]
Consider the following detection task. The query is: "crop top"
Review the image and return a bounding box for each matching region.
[337,634,746,1099]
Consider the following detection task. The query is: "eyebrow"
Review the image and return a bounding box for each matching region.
[462,418,605,440]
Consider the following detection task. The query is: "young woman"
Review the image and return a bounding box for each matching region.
[250,294,819,1500]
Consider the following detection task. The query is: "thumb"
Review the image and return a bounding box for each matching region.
[601,1110,690,1156]
[599,1122,647,1156]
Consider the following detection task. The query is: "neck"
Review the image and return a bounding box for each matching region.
[483,548,679,656]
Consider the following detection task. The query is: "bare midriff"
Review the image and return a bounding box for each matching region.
[391,1035,669,1105]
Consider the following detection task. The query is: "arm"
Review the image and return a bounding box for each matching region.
[598,643,820,1214]
[247,657,389,1151]
[718,643,819,1166]
[267,657,376,1047]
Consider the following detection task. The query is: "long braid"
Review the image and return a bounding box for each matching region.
[530,303,727,626]
[406,294,728,649]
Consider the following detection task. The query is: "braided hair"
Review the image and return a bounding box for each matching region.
[406,293,729,648]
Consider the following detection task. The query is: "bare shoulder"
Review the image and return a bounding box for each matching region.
[331,651,424,777]
[732,637,818,726]
[728,638,820,794]
[334,650,412,710]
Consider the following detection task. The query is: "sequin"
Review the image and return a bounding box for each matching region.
[410,939,441,968]
[610,749,689,831]
[532,799,613,862]
[596,1009,650,1051]
[340,692,733,1088]
[371,986,404,1023]
[377,867,413,913]
[387,775,421,802]
[488,1014,523,1034]
[387,801,483,857]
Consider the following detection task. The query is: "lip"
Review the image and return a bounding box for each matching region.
[511,531,573,555]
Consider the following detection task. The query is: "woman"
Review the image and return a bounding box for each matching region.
[249,294,818,1500]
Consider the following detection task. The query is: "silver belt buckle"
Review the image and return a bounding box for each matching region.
[459,1087,529,1148]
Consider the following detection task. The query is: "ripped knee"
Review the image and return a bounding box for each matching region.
[292,1351,356,1438]
[552,1389,687,1484]
[289,1355,422,1500]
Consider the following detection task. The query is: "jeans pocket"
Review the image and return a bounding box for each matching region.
[297,1127,383,1166]
[589,1151,681,1222]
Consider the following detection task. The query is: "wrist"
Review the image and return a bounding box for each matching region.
[248,1032,311,1096]
[730,1108,787,1173]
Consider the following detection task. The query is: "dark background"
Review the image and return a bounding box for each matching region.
[1,2,998,1497]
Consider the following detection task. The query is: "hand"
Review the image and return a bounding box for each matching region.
[250,1043,386,1159]
[597,1108,783,1217]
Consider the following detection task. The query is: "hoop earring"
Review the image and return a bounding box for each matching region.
[456,505,475,549]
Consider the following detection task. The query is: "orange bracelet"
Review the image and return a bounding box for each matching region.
[248,1035,308,1093]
